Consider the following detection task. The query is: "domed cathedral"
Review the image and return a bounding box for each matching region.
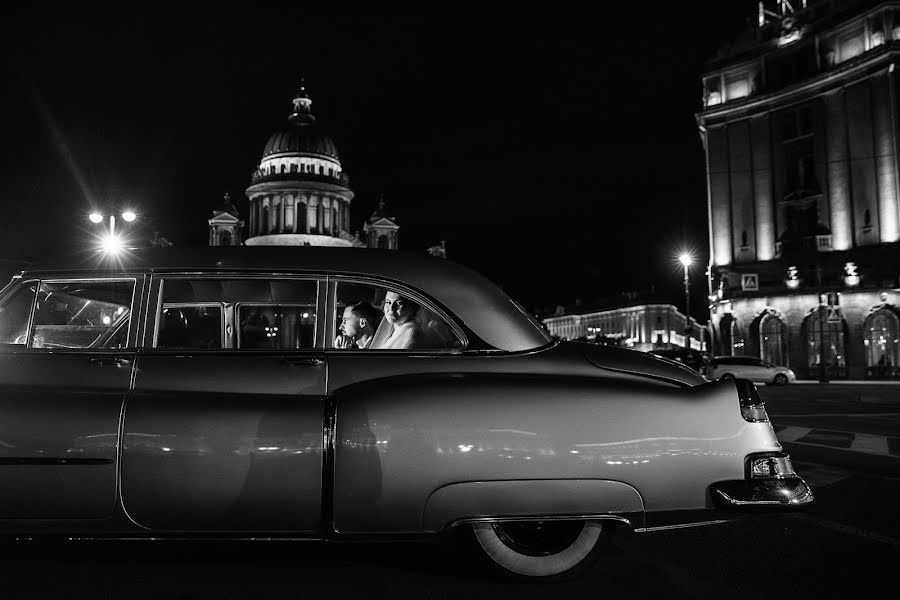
[226,80,399,249]
[698,0,900,380]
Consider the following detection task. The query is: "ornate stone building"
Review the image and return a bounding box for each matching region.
[209,81,400,249]
[698,0,900,379]
[543,303,706,354]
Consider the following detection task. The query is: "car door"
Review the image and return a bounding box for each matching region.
[0,275,143,519]
[120,274,327,532]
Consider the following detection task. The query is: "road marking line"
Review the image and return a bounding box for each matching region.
[789,514,900,549]
[771,412,900,418]
[776,426,813,442]
[851,433,890,454]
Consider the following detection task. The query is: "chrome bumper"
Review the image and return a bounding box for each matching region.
[710,477,814,508]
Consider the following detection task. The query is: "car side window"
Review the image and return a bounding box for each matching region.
[333,280,463,351]
[30,280,135,349]
[0,281,37,345]
[155,278,318,350]
[157,305,223,349]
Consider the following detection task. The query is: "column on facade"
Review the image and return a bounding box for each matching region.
[248,199,255,237]
[750,116,775,261]
[308,196,316,233]
[708,125,733,265]
[323,196,331,234]
[873,73,900,243]
[317,199,324,235]
[280,194,287,234]
[729,120,755,262]
[266,196,274,234]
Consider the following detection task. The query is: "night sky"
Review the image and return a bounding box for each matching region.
[1,3,757,318]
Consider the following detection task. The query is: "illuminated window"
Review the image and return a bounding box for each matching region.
[837,28,865,62]
[864,308,899,377]
[730,319,745,356]
[760,314,787,366]
[806,311,846,375]
[724,73,750,101]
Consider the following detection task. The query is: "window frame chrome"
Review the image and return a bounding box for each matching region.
[20,276,141,351]
[145,272,326,352]
[326,274,470,353]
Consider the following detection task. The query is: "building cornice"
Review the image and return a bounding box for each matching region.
[698,46,899,123]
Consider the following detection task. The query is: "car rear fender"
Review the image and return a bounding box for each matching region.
[421,479,644,532]
[331,373,778,534]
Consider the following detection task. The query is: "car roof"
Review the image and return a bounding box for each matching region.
[17,246,553,352]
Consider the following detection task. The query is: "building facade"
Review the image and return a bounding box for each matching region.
[209,80,399,249]
[698,0,900,379]
[543,303,706,353]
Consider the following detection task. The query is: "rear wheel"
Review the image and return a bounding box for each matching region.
[469,520,610,580]
[773,373,788,386]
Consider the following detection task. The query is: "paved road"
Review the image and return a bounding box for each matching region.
[0,459,895,599]
[755,383,900,473]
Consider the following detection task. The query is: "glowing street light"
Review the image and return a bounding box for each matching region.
[88,210,138,256]
[679,252,693,358]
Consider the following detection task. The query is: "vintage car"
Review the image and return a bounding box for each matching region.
[0,247,812,579]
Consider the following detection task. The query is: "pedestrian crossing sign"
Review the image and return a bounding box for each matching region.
[826,306,842,323]
[741,273,759,291]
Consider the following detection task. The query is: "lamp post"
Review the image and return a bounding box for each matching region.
[680,253,692,362]
[89,210,137,256]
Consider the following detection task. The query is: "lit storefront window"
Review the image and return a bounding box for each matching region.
[730,319,745,356]
[806,313,846,376]
[760,314,787,366]
[864,309,899,378]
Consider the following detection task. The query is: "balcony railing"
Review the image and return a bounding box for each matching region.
[250,170,351,186]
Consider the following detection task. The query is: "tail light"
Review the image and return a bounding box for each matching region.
[734,378,769,423]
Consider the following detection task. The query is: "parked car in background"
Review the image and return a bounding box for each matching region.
[705,356,797,386]
[0,247,812,580]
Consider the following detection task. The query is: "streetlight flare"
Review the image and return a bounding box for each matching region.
[89,213,104,223]
[679,253,693,267]
[122,211,136,222]
[100,234,124,255]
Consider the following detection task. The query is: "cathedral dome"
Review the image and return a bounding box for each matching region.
[262,127,339,160]
[259,81,341,163]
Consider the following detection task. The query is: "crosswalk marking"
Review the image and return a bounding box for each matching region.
[850,433,890,455]
[776,426,813,442]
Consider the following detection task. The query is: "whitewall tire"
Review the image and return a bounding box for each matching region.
[470,520,608,579]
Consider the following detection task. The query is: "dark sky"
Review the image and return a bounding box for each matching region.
[0,3,757,317]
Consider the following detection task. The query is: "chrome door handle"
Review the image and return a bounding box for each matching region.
[90,357,133,368]
[281,357,325,367]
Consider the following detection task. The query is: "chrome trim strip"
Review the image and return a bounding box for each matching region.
[444,513,635,530]
[0,458,113,465]
[635,519,731,533]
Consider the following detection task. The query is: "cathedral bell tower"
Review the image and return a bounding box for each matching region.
[208,192,244,246]
[364,197,400,249]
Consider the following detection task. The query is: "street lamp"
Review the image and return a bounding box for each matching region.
[88,210,137,256]
[679,253,693,361]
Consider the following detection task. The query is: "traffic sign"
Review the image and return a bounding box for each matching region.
[826,306,842,323]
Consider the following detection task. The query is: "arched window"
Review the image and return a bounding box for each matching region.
[377,234,389,249]
[864,308,899,378]
[760,313,787,366]
[730,319,745,356]
[806,311,846,377]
